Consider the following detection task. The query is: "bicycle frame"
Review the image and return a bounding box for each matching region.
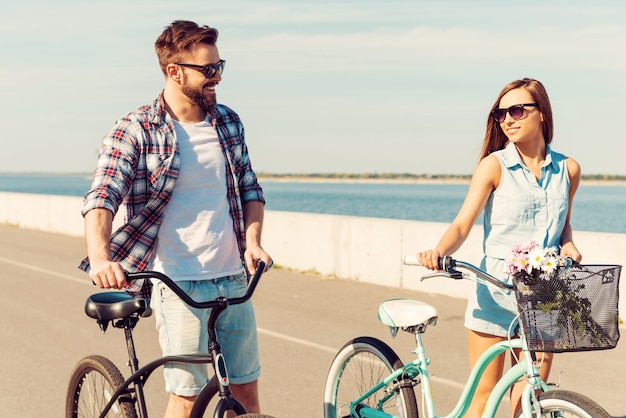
[351,334,549,418]
[95,302,247,418]
[82,261,266,418]
[97,353,213,418]
[350,257,554,418]
[439,337,549,418]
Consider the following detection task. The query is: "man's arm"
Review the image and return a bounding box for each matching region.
[84,208,127,289]
[242,200,272,274]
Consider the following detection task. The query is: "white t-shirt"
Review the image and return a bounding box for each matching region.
[150,116,242,280]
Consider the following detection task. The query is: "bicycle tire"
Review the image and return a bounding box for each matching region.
[189,376,276,418]
[189,375,219,418]
[323,336,418,418]
[66,354,137,418]
[515,390,611,418]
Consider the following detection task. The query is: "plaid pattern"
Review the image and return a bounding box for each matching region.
[79,93,264,297]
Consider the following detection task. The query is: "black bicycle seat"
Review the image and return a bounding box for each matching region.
[85,292,151,322]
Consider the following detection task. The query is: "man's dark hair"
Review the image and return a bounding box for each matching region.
[154,20,219,75]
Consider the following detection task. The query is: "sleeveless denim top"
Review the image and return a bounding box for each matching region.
[465,142,570,335]
[483,142,570,263]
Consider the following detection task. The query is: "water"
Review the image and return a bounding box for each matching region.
[0,174,92,197]
[261,181,467,224]
[0,174,624,234]
[260,180,626,234]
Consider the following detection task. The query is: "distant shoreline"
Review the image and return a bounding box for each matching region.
[258,176,471,185]
[0,172,624,186]
[258,176,626,186]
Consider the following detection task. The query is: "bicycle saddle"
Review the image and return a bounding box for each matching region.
[378,299,438,335]
[85,292,151,322]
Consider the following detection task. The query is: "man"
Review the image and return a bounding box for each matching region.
[79,20,272,417]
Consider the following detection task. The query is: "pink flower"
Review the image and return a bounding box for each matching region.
[506,241,556,278]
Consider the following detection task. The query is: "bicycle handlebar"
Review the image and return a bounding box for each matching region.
[125,260,267,309]
[403,255,515,291]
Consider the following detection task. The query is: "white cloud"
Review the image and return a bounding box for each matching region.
[1,0,625,174]
[224,23,626,75]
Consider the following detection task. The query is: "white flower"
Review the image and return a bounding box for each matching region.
[516,281,534,296]
[543,246,558,259]
[527,248,544,270]
[541,256,558,275]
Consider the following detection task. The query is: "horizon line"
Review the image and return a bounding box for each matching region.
[1,171,626,181]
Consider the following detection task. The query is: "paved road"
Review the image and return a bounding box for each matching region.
[0,224,624,417]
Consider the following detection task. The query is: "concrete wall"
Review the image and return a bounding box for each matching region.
[2,191,625,318]
[0,192,126,236]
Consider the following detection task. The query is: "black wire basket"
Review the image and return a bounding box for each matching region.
[515,264,621,353]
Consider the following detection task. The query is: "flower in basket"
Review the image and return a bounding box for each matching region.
[506,240,563,292]
[506,240,612,348]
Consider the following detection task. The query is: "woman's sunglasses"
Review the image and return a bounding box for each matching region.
[492,103,538,123]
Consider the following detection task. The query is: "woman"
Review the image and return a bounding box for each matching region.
[417,78,582,417]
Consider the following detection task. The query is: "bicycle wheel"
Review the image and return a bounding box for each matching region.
[189,375,219,418]
[189,376,276,418]
[66,355,136,418]
[516,390,611,418]
[324,336,418,418]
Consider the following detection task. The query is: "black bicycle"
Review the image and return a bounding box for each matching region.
[66,261,274,418]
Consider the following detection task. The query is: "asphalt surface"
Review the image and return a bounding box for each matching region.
[0,224,624,417]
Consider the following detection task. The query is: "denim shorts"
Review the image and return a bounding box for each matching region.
[152,272,260,396]
[464,257,520,337]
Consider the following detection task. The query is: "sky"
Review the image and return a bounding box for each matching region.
[1,0,625,176]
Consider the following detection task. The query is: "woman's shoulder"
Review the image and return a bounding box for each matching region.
[549,146,580,176]
[548,146,575,163]
[473,154,502,189]
[566,157,581,180]
[477,153,503,171]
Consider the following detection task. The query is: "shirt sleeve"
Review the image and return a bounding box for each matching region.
[82,117,139,217]
[236,124,265,205]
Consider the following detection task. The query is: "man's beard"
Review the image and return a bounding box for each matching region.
[182,84,216,113]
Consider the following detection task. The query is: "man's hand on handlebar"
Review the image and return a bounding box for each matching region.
[89,260,128,290]
[244,245,273,275]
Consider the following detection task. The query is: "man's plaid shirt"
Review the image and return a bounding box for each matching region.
[79,92,264,297]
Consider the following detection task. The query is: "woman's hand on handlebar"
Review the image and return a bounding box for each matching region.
[417,249,443,271]
[560,242,582,263]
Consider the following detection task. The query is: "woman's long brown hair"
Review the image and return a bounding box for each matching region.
[479,78,553,160]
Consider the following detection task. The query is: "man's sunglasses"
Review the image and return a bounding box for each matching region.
[491,103,538,123]
[174,59,226,79]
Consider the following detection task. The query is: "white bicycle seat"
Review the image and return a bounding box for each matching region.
[378,299,438,330]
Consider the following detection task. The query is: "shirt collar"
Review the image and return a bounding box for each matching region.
[151,91,222,125]
[502,142,556,170]
[148,91,169,125]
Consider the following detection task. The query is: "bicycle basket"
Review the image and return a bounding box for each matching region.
[515,264,621,353]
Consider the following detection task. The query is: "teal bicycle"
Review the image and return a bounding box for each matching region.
[323,255,620,417]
